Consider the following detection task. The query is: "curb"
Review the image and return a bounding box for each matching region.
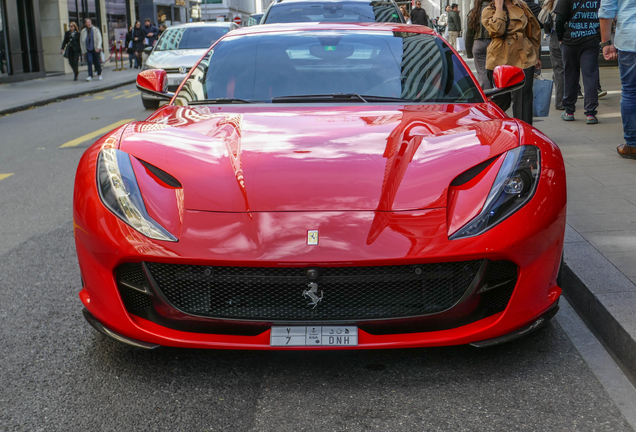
[0,78,136,116]
[562,225,636,380]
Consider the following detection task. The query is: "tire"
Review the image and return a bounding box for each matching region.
[142,97,160,110]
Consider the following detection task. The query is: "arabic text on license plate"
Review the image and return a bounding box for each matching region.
[270,326,358,346]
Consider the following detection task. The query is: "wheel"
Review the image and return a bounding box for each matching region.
[141,97,160,110]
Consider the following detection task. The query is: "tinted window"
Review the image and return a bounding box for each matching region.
[175,31,482,104]
[264,1,402,23]
[155,26,230,51]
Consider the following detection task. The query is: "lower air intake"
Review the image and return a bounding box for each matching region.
[145,261,484,321]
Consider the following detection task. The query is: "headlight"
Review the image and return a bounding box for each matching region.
[97,149,178,242]
[450,145,540,240]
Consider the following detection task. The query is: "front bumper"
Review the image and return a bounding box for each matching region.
[73,133,566,349]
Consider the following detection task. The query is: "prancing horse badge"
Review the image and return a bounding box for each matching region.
[307,230,319,245]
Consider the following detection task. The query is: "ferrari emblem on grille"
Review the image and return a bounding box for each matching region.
[178,66,187,74]
[307,230,319,245]
[303,282,323,308]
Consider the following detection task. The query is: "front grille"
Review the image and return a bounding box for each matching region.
[145,261,483,321]
[164,67,191,74]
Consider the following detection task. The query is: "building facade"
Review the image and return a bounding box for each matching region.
[200,0,256,25]
[0,0,135,83]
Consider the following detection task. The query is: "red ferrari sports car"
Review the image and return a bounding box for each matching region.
[74,23,566,350]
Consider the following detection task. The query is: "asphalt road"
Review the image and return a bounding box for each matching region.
[0,86,634,431]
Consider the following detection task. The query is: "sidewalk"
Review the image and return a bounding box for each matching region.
[532,66,636,379]
[0,65,138,116]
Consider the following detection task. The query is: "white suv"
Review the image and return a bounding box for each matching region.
[141,21,239,109]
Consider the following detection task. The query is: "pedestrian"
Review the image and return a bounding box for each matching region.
[465,0,492,89]
[555,0,601,124]
[482,0,541,125]
[60,21,81,81]
[158,24,167,38]
[538,0,565,110]
[448,4,462,50]
[131,20,145,69]
[400,7,412,24]
[438,5,450,35]
[125,25,134,69]
[411,1,429,26]
[79,18,103,81]
[599,0,636,158]
[143,18,159,47]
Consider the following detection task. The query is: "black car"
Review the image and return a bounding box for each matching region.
[261,0,405,24]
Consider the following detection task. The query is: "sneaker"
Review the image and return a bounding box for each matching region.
[617,144,636,159]
[586,115,598,124]
[98,74,103,81]
[86,76,92,81]
[577,89,583,99]
[598,89,607,98]
[555,105,565,111]
[561,112,575,121]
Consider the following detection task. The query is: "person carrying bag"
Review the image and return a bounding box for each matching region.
[60,21,81,81]
[482,0,542,125]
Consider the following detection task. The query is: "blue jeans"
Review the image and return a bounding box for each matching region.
[86,49,102,77]
[619,51,636,147]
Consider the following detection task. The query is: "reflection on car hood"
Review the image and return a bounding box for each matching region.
[119,104,520,212]
[145,49,208,70]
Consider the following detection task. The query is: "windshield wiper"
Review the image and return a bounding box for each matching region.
[189,98,258,105]
[272,94,415,103]
[272,93,369,103]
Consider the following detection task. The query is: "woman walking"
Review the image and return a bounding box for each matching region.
[400,7,412,24]
[131,20,146,69]
[125,25,135,69]
[465,0,492,89]
[482,0,541,125]
[538,0,564,111]
[60,22,81,81]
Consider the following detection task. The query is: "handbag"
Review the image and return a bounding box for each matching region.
[533,74,553,117]
[456,37,466,52]
[63,45,69,58]
[100,50,105,63]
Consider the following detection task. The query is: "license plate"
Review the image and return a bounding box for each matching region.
[270,326,358,347]
[169,78,183,86]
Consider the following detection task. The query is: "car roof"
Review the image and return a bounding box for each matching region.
[228,22,436,37]
[164,21,238,31]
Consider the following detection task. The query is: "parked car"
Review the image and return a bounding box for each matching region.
[261,0,405,23]
[247,13,264,26]
[140,21,238,109]
[76,22,566,350]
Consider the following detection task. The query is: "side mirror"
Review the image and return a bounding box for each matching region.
[483,65,525,98]
[136,69,174,100]
[143,46,153,55]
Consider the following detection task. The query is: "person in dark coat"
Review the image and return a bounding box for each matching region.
[448,4,462,50]
[411,1,430,25]
[131,20,146,69]
[465,0,491,89]
[124,26,134,69]
[60,21,81,81]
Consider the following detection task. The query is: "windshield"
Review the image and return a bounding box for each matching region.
[174,31,482,105]
[264,1,402,23]
[155,26,231,51]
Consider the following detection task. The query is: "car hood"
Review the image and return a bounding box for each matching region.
[119,104,520,212]
[145,49,208,69]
